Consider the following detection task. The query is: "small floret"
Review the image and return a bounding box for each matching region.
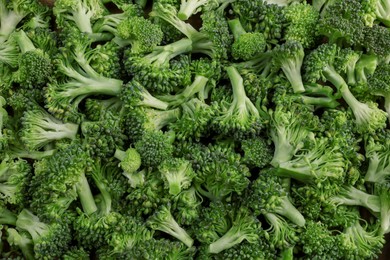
[159,158,195,195]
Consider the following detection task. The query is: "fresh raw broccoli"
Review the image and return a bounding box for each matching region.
[355,54,378,85]
[364,131,390,183]
[134,130,175,169]
[0,0,48,44]
[363,24,390,57]
[272,41,305,93]
[276,136,346,183]
[114,147,143,188]
[283,2,319,48]
[264,212,299,250]
[212,66,263,139]
[15,209,72,259]
[6,228,34,260]
[0,35,19,68]
[208,206,261,254]
[177,0,230,20]
[241,136,273,169]
[81,111,126,159]
[53,0,108,41]
[0,157,31,207]
[158,158,195,196]
[317,0,366,47]
[147,204,194,247]
[172,186,202,225]
[84,97,122,121]
[115,16,163,53]
[87,41,123,79]
[304,43,387,133]
[367,63,390,118]
[228,18,266,61]
[20,107,79,151]
[244,168,305,227]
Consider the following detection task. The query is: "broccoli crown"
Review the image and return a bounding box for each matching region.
[283,2,319,48]
[241,136,273,169]
[363,24,390,57]
[367,63,390,98]
[116,16,163,54]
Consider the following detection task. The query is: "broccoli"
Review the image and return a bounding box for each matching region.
[367,63,390,118]
[364,132,390,183]
[114,147,143,188]
[228,18,266,61]
[147,204,194,247]
[20,107,79,151]
[304,43,387,133]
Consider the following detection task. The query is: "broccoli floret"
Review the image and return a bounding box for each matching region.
[212,66,263,140]
[272,41,305,93]
[304,43,387,133]
[53,0,107,41]
[16,209,72,259]
[0,0,48,44]
[173,186,202,225]
[0,157,31,206]
[363,24,390,57]
[364,132,390,184]
[367,63,390,118]
[6,228,34,260]
[134,130,175,169]
[147,204,194,247]
[0,35,19,68]
[84,97,122,121]
[241,136,273,169]
[20,107,79,151]
[228,18,266,61]
[283,2,320,48]
[115,16,163,53]
[208,206,261,254]
[276,136,346,183]
[245,168,305,227]
[264,212,299,250]
[177,0,230,20]
[114,148,143,188]
[159,158,195,196]
[317,0,365,46]
[355,54,378,85]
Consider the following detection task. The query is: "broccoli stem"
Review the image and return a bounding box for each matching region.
[209,229,247,254]
[146,38,193,66]
[275,197,306,227]
[0,11,25,44]
[0,207,17,225]
[73,2,94,33]
[281,59,305,93]
[113,149,126,162]
[139,90,169,110]
[8,147,56,160]
[15,209,48,243]
[228,18,247,40]
[14,30,36,53]
[122,170,145,188]
[178,0,208,20]
[75,173,97,215]
[7,228,34,260]
[365,154,384,183]
[301,96,339,108]
[331,186,381,213]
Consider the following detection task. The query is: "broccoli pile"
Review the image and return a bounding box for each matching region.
[1,0,390,259]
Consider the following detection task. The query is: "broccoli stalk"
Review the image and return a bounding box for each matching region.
[147,205,194,247]
[330,186,381,214]
[364,135,390,183]
[7,228,34,260]
[75,173,98,215]
[272,41,305,93]
[21,108,79,150]
[0,35,19,68]
[178,0,208,20]
[114,148,143,188]
[0,205,17,225]
[208,207,260,254]
[264,213,299,250]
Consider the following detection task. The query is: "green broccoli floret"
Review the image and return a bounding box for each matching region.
[6,228,34,260]
[158,158,195,196]
[355,54,378,85]
[208,207,261,254]
[245,168,305,227]
[115,16,163,53]
[330,186,380,214]
[12,29,53,88]
[20,107,78,151]
[367,63,390,118]
[114,148,143,188]
[84,97,122,121]
[361,0,390,27]
[173,186,202,225]
[53,0,108,41]
[264,212,299,250]
[177,0,230,20]
[363,24,390,57]
[147,204,194,247]
[16,209,72,259]
[62,247,90,260]
[0,35,19,68]
[276,136,346,183]
[304,43,387,133]
[272,41,305,93]
[0,157,31,206]
[364,132,390,183]
[0,0,48,44]
[317,0,365,46]
[228,18,266,61]
[283,2,320,48]
[212,66,263,139]
[87,41,123,79]
[135,130,175,169]
[241,136,273,169]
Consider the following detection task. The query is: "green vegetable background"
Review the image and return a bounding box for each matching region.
[0,0,390,259]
